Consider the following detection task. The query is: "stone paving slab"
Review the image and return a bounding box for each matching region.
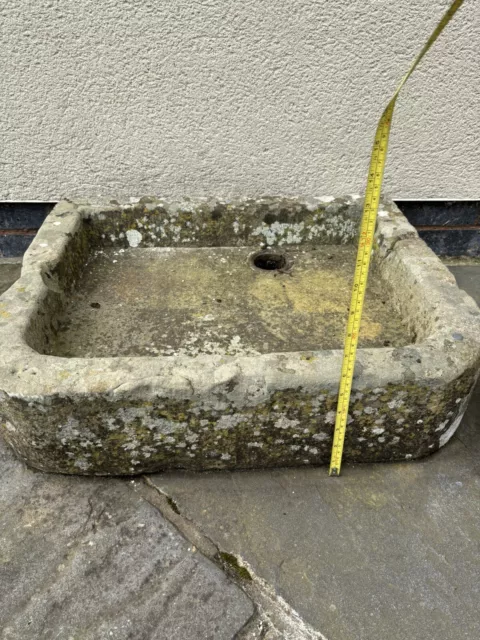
[0,259,21,295]
[0,436,254,640]
[449,264,480,301]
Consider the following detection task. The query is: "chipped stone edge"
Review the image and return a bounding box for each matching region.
[0,195,479,462]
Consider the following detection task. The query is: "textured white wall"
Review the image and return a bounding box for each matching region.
[1,0,479,201]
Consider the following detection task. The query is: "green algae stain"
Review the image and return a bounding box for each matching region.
[166,495,180,515]
[218,552,253,581]
[2,361,476,476]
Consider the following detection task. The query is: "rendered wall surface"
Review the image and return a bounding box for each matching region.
[1,0,479,201]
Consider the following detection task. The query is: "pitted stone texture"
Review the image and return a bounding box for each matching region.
[1,1,479,200]
[0,435,254,640]
[44,246,410,358]
[0,197,479,475]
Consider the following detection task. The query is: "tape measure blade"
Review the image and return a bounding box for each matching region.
[328,0,465,477]
[329,106,393,477]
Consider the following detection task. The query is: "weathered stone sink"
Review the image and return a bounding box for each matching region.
[0,196,479,475]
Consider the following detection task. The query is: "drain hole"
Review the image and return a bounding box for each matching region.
[90,302,101,309]
[252,252,286,271]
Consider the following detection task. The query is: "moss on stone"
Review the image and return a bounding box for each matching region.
[82,198,360,251]
[0,366,476,475]
[218,552,253,581]
[166,495,180,515]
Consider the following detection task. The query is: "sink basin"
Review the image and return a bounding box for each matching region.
[0,196,479,475]
[45,245,410,358]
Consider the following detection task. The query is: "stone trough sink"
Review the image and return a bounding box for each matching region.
[0,197,479,475]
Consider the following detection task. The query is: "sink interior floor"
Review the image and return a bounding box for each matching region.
[46,246,412,357]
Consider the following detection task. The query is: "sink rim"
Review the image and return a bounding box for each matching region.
[0,195,479,402]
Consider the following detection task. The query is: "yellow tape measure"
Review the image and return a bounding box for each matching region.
[329,0,465,476]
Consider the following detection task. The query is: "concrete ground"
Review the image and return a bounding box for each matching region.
[0,259,21,295]
[0,259,479,639]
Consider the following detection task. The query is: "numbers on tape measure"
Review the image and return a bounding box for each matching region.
[328,0,465,477]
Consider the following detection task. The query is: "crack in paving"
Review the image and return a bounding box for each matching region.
[136,476,328,640]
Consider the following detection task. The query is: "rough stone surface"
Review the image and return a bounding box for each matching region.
[0,434,254,640]
[1,1,479,200]
[45,246,409,358]
[151,380,480,640]
[0,197,479,474]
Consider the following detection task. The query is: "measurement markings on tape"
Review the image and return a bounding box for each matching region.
[329,0,466,476]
